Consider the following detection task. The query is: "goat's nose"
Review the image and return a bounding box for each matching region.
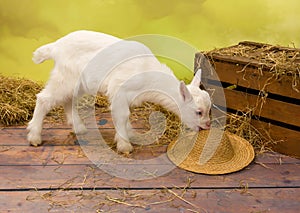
[206,121,211,128]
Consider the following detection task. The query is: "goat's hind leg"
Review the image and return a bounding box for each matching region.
[63,100,87,135]
[111,101,133,154]
[63,100,73,126]
[126,121,135,139]
[27,91,56,146]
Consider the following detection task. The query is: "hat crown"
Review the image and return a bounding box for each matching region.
[171,129,235,165]
[167,128,255,174]
[197,129,235,164]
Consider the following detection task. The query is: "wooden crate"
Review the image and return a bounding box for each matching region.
[195,41,300,158]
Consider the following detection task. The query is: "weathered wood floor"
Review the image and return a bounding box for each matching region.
[0,113,299,213]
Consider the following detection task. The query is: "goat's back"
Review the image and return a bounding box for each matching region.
[51,30,120,66]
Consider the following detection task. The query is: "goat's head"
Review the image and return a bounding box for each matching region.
[186,70,212,130]
[176,81,202,131]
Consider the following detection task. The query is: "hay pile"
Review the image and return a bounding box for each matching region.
[0,75,42,125]
[0,75,67,125]
[130,102,181,146]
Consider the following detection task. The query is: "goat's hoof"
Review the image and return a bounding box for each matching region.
[28,134,42,147]
[117,142,133,154]
[74,124,88,135]
[66,120,73,126]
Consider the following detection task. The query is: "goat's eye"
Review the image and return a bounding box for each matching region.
[196,111,202,116]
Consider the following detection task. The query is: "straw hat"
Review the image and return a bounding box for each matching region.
[167,128,255,174]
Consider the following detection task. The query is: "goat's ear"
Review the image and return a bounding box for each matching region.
[190,69,202,87]
[179,81,192,102]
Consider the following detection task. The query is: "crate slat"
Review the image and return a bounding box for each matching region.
[211,88,300,127]
[251,120,300,158]
[204,57,300,100]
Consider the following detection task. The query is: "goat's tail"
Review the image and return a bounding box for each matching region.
[32,43,54,64]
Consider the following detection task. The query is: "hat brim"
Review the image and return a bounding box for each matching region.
[167,132,255,175]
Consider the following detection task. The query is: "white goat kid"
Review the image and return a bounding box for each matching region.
[27,30,211,154]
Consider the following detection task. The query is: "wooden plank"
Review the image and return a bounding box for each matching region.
[0,128,117,146]
[0,145,89,165]
[0,143,172,166]
[0,119,149,147]
[212,87,300,127]
[255,152,300,164]
[0,160,299,190]
[0,128,113,146]
[251,120,300,158]
[201,58,300,100]
[0,128,75,146]
[0,111,148,130]
[1,188,299,213]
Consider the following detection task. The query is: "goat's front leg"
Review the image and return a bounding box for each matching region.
[112,105,133,154]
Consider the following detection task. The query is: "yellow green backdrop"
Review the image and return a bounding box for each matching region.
[1,0,299,82]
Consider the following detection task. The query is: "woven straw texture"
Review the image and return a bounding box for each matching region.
[167,128,255,174]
